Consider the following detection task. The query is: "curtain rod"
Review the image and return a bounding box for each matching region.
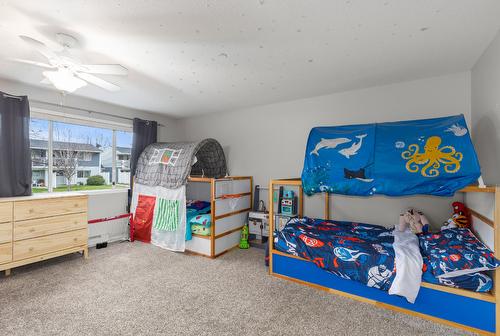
[30,99,166,127]
[3,93,24,100]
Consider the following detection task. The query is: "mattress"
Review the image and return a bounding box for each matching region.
[274,217,422,302]
[274,217,492,296]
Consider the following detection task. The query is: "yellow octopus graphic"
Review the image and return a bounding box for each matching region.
[401,136,462,177]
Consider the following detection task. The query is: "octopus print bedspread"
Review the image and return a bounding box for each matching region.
[274,217,422,303]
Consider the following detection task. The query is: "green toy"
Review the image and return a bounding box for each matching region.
[239,223,250,249]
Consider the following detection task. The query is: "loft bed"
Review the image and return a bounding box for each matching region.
[131,138,251,256]
[268,179,499,335]
[186,175,252,258]
[267,115,498,335]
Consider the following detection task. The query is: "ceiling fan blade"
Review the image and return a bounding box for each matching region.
[75,72,120,91]
[19,35,59,61]
[79,64,128,75]
[10,58,55,69]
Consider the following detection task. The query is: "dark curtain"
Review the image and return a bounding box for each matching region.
[131,118,158,182]
[129,118,157,209]
[129,118,158,208]
[0,92,32,197]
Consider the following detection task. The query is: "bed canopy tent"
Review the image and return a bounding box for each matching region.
[134,138,228,189]
[130,138,229,252]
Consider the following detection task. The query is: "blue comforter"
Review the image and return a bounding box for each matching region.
[302,115,481,197]
[275,217,492,294]
[274,217,396,291]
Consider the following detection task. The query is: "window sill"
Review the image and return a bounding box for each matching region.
[78,188,130,196]
[37,188,130,196]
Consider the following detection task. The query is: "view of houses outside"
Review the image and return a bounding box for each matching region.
[30,118,133,193]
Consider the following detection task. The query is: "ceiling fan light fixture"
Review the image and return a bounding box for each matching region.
[42,69,87,93]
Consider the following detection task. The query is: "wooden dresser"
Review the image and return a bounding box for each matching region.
[0,193,88,276]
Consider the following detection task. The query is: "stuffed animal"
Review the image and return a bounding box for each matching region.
[453,201,472,228]
[441,202,471,231]
[398,208,430,234]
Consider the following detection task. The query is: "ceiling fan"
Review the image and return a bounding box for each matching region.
[12,33,128,93]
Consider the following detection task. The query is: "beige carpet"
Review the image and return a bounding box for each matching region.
[0,242,474,336]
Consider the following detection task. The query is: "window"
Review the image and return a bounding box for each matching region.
[117,154,129,161]
[30,116,133,193]
[77,170,91,178]
[115,130,133,185]
[77,152,93,161]
[30,118,49,193]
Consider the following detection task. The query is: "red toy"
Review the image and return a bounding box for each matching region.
[442,202,471,231]
[452,201,472,229]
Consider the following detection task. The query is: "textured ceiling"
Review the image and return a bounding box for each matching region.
[0,0,499,117]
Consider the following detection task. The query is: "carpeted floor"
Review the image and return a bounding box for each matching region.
[0,242,473,336]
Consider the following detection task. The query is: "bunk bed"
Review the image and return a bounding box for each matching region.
[130,138,252,257]
[268,180,498,335]
[268,115,499,335]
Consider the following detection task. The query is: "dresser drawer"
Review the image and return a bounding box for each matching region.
[14,212,87,241]
[0,222,12,244]
[0,243,12,264]
[0,202,13,223]
[13,229,87,261]
[14,197,87,221]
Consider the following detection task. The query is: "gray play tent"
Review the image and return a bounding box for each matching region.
[134,138,228,189]
[131,138,228,252]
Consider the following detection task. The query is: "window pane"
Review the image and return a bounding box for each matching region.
[30,118,49,193]
[115,130,133,187]
[52,121,113,192]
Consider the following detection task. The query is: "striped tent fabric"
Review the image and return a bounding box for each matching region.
[153,198,179,231]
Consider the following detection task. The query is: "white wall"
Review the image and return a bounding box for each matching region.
[471,29,500,185]
[87,190,130,247]
[178,72,472,228]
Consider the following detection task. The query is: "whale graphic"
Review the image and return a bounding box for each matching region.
[338,134,367,159]
[310,137,351,156]
[344,167,374,182]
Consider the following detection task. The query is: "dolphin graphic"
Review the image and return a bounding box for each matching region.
[310,137,351,156]
[338,134,367,159]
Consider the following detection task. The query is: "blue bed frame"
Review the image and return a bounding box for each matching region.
[268,179,499,335]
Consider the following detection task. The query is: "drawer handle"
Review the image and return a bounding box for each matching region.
[29,247,34,252]
[29,228,35,232]
[74,204,79,207]
[29,209,34,213]
[73,238,78,242]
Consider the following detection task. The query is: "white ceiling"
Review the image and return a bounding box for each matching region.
[0,0,499,118]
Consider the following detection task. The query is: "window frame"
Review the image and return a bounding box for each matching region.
[31,107,133,193]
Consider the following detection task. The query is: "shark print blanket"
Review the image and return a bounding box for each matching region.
[274,217,423,303]
[302,115,481,197]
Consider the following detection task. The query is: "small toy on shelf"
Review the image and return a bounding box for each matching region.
[441,201,471,231]
[239,223,250,249]
[398,208,430,234]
